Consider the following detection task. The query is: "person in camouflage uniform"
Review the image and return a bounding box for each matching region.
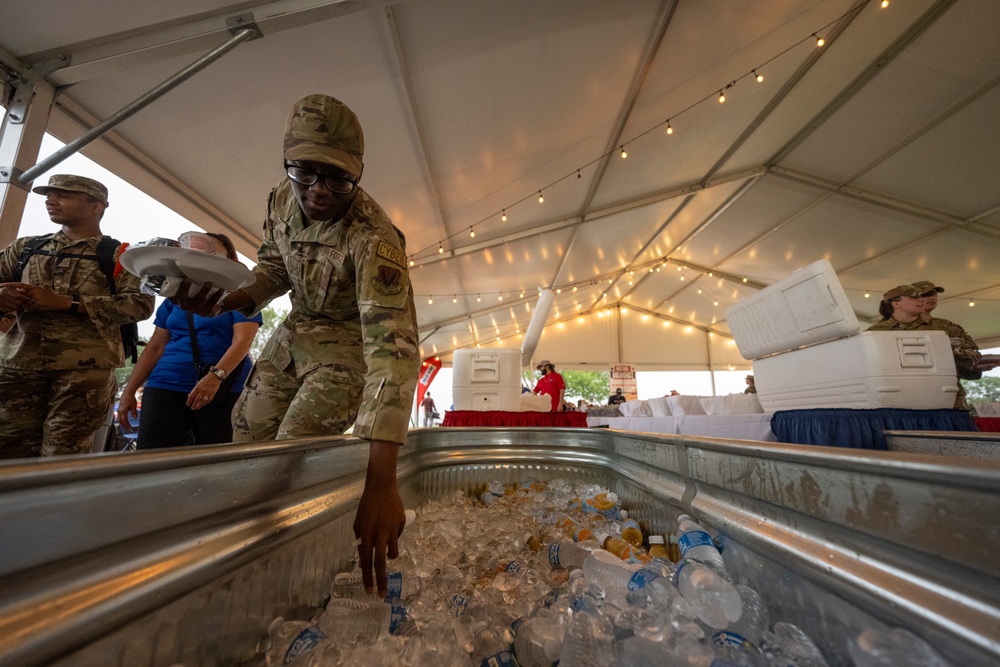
[175,94,419,598]
[868,284,981,410]
[0,175,154,458]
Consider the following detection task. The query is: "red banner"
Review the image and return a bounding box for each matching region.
[416,356,442,414]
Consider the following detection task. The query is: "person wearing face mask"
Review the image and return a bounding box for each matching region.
[174,94,420,599]
[533,359,566,412]
[868,284,980,409]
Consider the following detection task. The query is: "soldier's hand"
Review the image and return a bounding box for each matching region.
[171,278,224,317]
[0,283,34,312]
[353,440,405,598]
[19,285,67,312]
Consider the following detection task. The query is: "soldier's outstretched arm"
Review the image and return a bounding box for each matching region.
[353,439,406,599]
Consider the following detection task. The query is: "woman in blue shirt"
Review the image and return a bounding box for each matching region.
[117,234,262,447]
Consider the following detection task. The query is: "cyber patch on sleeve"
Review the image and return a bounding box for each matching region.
[376,239,407,268]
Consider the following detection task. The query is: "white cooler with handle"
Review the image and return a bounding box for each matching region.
[726,260,958,413]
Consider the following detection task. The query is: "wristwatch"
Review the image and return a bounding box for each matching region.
[68,293,81,314]
[208,366,228,381]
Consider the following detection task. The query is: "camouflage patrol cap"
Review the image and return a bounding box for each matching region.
[284,94,364,178]
[32,174,109,206]
[882,284,923,302]
[911,280,944,295]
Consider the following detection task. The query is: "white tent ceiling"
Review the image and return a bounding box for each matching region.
[2,0,999,371]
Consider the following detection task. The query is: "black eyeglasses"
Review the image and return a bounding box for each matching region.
[284,163,359,194]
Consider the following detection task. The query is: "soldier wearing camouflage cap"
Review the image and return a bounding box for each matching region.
[175,95,419,598]
[869,283,981,409]
[912,280,944,316]
[0,174,154,458]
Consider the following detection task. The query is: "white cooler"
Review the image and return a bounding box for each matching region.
[452,348,523,411]
[726,260,958,413]
[452,289,556,411]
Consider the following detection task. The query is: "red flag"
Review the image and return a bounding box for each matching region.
[416,356,442,413]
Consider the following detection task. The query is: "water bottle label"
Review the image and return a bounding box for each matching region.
[678,529,714,555]
[481,650,518,667]
[284,627,325,664]
[504,560,523,575]
[673,558,696,585]
[548,542,562,568]
[384,571,403,600]
[623,518,640,530]
[450,594,468,616]
[387,603,409,635]
[627,568,662,590]
[712,630,752,650]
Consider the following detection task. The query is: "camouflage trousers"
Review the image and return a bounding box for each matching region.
[0,367,116,458]
[232,359,364,441]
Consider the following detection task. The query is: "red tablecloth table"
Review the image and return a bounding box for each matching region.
[441,410,588,428]
[974,417,1000,433]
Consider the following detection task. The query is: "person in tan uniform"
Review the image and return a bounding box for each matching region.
[176,95,420,597]
[0,175,154,457]
[912,280,943,316]
[868,284,980,410]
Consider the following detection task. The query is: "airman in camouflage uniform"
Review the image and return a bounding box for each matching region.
[175,94,419,598]
[868,284,981,410]
[0,175,154,458]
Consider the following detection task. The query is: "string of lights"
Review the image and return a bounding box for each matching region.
[408,0,887,264]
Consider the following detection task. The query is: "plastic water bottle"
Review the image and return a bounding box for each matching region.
[713,585,768,649]
[677,514,726,570]
[513,606,565,667]
[481,480,505,506]
[559,610,615,667]
[330,569,413,601]
[761,622,830,667]
[470,622,517,667]
[264,617,326,666]
[317,597,411,643]
[597,532,652,564]
[674,558,743,629]
[582,548,663,592]
[544,540,591,570]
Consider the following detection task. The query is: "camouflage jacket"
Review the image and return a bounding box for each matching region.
[867,314,981,377]
[0,232,154,370]
[241,179,420,444]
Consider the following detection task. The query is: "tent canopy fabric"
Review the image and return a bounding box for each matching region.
[2,0,998,371]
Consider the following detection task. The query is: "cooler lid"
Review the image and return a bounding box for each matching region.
[520,288,554,367]
[725,259,860,360]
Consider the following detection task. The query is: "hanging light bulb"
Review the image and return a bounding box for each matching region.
[470,228,475,238]
[477,294,481,302]
[718,90,726,103]
[572,286,578,292]
[577,170,582,179]
[814,33,825,47]
[427,297,433,304]
[864,291,870,299]
[453,296,458,303]
[556,288,562,294]
[714,300,719,306]
[620,146,627,159]
[408,259,414,267]
[666,121,673,135]
[501,210,507,222]
[969,299,975,307]
[742,276,748,283]
[754,70,764,83]
[538,191,544,204]
[697,289,702,294]
[438,244,444,254]
[498,295,503,301]
[881,0,889,7]
[519,292,524,298]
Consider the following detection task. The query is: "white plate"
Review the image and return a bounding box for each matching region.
[119,246,255,291]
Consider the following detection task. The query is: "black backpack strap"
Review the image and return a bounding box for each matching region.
[95,236,122,295]
[16,234,57,277]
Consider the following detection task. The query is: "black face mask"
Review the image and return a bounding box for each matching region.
[540,368,548,376]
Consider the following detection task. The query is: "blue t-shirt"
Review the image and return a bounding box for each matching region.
[145,300,263,393]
